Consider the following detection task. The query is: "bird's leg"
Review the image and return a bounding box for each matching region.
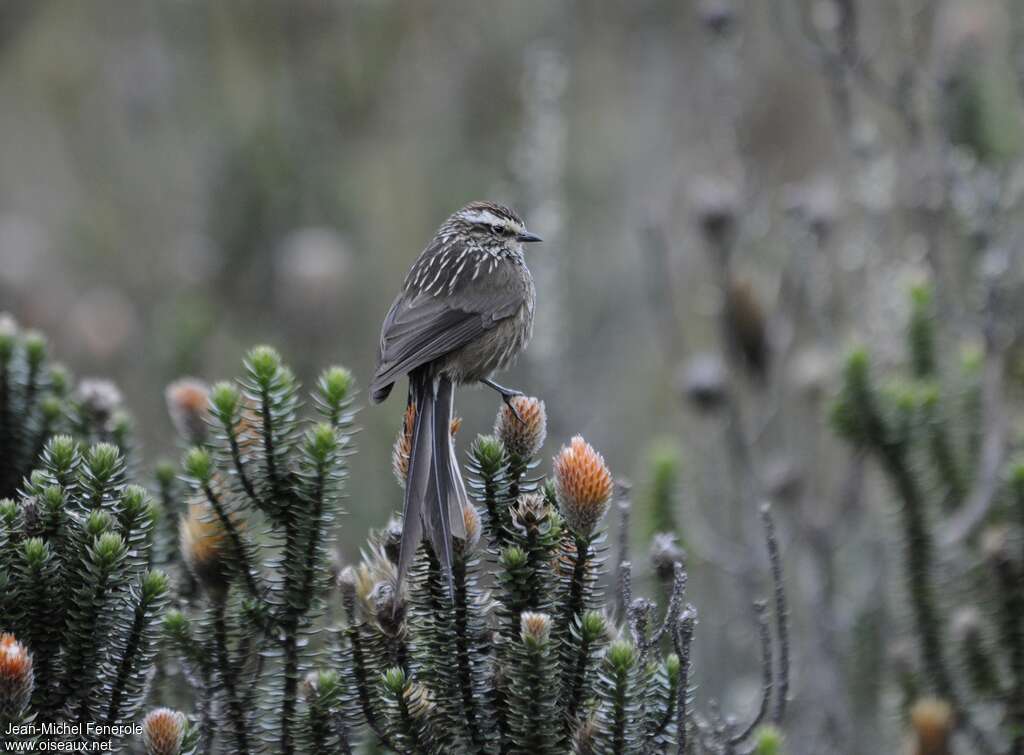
[481,377,525,423]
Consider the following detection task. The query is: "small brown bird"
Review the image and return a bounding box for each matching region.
[371,201,541,590]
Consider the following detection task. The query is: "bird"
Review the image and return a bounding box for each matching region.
[370,200,542,593]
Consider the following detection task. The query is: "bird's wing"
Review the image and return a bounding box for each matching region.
[370,262,523,400]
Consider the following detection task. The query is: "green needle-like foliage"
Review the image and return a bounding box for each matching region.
[832,281,1024,754]
[0,316,135,501]
[328,392,784,754]
[592,640,643,753]
[0,433,165,743]
[643,439,682,538]
[507,612,560,755]
[0,330,787,754]
[164,347,355,755]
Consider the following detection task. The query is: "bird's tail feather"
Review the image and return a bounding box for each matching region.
[396,372,469,595]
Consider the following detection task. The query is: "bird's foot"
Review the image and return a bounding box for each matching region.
[482,378,525,423]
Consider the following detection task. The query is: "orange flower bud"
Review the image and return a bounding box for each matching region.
[553,436,614,537]
[910,698,953,755]
[0,633,33,719]
[392,404,416,487]
[179,499,233,602]
[165,378,211,445]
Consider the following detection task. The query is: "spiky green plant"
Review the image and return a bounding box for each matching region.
[329,384,788,754]
[0,433,165,744]
[0,332,787,753]
[0,315,133,502]
[159,347,355,755]
[832,281,1024,755]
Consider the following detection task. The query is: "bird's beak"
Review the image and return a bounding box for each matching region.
[517,231,543,243]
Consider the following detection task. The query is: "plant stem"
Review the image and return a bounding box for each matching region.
[212,603,251,755]
[453,553,486,752]
[102,595,147,725]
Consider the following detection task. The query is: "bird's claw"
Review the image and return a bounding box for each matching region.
[482,378,526,423]
[501,391,525,423]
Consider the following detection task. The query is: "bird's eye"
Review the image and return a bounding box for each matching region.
[491,224,504,235]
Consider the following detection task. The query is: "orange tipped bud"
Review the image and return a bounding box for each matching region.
[0,633,33,719]
[165,378,211,445]
[553,436,614,537]
[450,416,463,437]
[495,396,547,460]
[909,698,953,755]
[392,404,416,487]
[179,498,233,602]
[142,707,186,755]
[460,503,482,553]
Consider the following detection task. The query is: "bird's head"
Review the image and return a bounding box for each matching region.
[449,201,543,249]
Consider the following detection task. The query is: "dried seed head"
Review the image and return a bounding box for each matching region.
[783,176,841,244]
[509,493,555,538]
[392,404,416,487]
[337,565,359,602]
[142,707,186,755]
[302,671,320,701]
[649,532,686,582]
[692,176,740,250]
[520,611,552,646]
[495,395,547,460]
[76,378,124,418]
[909,698,953,755]
[353,550,403,633]
[0,634,33,719]
[677,353,728,412]
[165,378,211,445]
[697,0,737,36]
[981,525,1010,564]
[379,517,404,565]
[75,378,124,433]
[572,715,598,755]
[179,498,233,602]
[553,436,614,537]
[369,580,406,637]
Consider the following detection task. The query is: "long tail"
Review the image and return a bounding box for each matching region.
[397,371,468,595]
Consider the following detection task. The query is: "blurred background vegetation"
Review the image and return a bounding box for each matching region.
[3,1,1024,752]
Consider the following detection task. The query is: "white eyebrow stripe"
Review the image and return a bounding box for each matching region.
[463,209,506,226]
